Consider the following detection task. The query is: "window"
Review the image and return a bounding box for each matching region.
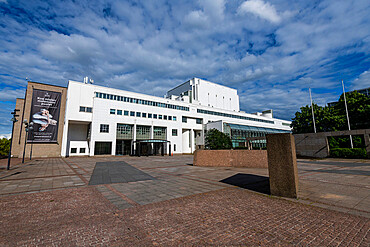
[110,109,116,114]
[196,118,203,124]
[158,115,163,120]
[100,124,109,133]
[153,127,166,140]
[196,109,274,124]
[136,112,141,117]
[124,110,129,116]
[95,91,190,112]
[172,129,178,136]
[79,106,86,112]
[136,125,151,140]
[71,148,77,153]
[117,124,133,139]
[130,111,135,116]
[153,114,157,119]
[173,116,177,121]
[174,144,176,151]
[168,116,172,120]
[164,115,167,120]
[142,113,146,118]
[148,113,152,118]
[117,110,122,115]
[182,116,187,123]
[86,107,92,113]
[80,148,86,153]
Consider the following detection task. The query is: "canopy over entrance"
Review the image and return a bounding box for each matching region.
[132,139,171,156]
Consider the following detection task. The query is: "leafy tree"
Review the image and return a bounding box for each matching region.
[291,91,370,134]
[334,91,370,130]
[0,138,11,158]
[205,129,232,150]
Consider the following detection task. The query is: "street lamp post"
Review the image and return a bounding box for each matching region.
[29,122,34,160]
[309,88,317,133]
[22,119,30,164]
[7,109,19,170]
[341,80,353,149]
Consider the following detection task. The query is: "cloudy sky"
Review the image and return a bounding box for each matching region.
[0,0,369,136]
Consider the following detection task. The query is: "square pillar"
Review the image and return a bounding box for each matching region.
[266,133,298,198]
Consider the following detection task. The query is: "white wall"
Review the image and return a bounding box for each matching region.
[61,79,291,156]
[195,78,239,112]
[66,123,89,156]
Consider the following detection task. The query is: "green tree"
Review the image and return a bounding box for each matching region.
[334,91,370,130]
[0,138,11,158]
[291,91,370,134]
[205,129,232,150]
[291,103,342,134]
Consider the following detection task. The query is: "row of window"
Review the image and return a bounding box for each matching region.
[181,116,203,124]
[79,106,93,113]
[71,147,86,154]
[110,109,177,121]
[197,109,274,124]
[102,123,178,137]
[96,92,190,112]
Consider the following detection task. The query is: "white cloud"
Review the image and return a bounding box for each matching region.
[0,88,25,102]
[201,0,225,20]
[238,0,282,23]
[0,134,11,139]
[351,70,370,90]
[183,10,209,28]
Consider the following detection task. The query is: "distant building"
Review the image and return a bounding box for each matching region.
[11,78,291,158]
[327,87,370,107]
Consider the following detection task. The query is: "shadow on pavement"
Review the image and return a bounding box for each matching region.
[220,173,270,195]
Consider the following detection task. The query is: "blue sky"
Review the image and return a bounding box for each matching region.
[0,0,369,136]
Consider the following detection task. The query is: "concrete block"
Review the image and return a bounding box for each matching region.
[266,133,298,199]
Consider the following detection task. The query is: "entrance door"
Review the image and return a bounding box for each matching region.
[116,140,131,155]
[94,142,112,155]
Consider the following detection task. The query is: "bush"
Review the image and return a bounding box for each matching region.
[330,148,367,159]
[0,138,11,159]
[205,129,232,150]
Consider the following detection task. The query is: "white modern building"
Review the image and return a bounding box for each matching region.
[60,77,291,157]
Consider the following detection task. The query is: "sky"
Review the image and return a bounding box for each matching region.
[0,0,369,137]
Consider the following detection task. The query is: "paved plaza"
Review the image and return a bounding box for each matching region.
[0,155,369,246]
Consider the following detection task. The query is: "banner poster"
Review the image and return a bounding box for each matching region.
[28,89,61,143]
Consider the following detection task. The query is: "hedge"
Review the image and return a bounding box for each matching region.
[330,148,367,159]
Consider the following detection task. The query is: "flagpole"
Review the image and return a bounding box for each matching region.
[309,88,317,133]
[342,80,353,148]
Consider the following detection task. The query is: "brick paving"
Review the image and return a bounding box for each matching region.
[0,186,369,246]
[0,155,369,245]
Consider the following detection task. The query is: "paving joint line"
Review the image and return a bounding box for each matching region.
[150,168,232,188]
[103,184,140,206]
[299,177,370,189]
[61,158,89,185]
[64,160,90,174]
[0,174,78,182]
[0,184,86,197]
[295,197,370,215]
[140,165,189,170]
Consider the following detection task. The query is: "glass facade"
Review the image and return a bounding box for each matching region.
[197,109,274,124]
[223,123,291,149]
[117,124,133,139]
